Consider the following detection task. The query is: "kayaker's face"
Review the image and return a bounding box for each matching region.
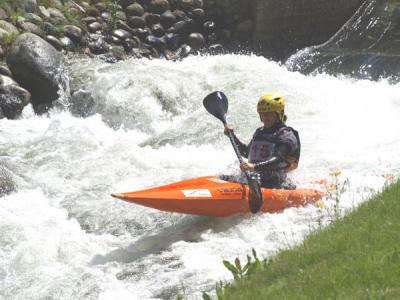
[259,112,278,128]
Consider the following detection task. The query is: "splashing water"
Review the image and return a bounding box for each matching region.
[1,54,399,299]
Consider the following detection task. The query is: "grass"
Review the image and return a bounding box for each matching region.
[202,180,400,300]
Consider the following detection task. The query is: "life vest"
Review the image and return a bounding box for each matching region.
[248,125,300,171]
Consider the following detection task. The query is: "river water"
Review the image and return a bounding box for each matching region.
[1,54,400,299]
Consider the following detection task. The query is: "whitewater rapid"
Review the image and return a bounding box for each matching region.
[1,54,399,299]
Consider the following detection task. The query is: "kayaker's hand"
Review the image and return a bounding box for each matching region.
[240,162,255,171]
[224,125,234,136]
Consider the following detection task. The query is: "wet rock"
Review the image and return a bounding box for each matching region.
[176,43,192,58]
[20,22,45,38]
[193,0,203,9]
[145,35,165,49]
[164,32,181,50]
[150,0,169,14]
[60,36,75,51]
[63,25,82,43]
[203,20,215,34]
[123,36,140,50]
[0,65,12,77]
[0,75,31,119]
[6,33,64,111]
[145,13,160,25]
[166,26,177,33]
[116,20,133,33]
[173,20,190,34]
[208,43,224,54]
[187,32,204,49]
[0,47,3,60]
[189,8,205,21]
[88,35,108,54]
[207,32,217,43]
[45,35,63,51]
[151,24,164,37]
[0,166,16,196]
[172,10,187,21]
[112,29,132,40]
[178,0,194,11]
[126,3,145,17]
[160,10,176,28]
[101,12,111,22]
[128,16,146,28]
[88,21,102,33]
[136,27,151,39]
[109,45,126,60]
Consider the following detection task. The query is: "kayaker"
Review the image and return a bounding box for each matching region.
[224,93,300,189]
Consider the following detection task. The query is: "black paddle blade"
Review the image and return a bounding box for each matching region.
[248,178,263,213]
[203,91,228,124]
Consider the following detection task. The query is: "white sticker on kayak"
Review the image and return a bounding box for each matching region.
[181,189,212,197]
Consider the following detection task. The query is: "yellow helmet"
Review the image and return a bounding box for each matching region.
[257,92,285,122]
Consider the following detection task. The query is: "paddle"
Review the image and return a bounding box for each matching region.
[203,91,263,214]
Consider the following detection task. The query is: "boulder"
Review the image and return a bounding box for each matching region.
[23,0,38,13]
[0,21,18,35]
[6,33,64,112]
[0,75,31,119]
[0,165,16,196]
[126,3,145,16]
[150,0,169,14]
[187,32,205,49]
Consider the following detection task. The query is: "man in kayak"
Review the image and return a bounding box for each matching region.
[224,93,300,189]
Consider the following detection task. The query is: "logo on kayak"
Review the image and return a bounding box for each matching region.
[218,188,243,194]
[181,189,212,197]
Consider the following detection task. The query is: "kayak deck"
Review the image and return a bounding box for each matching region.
[111,176,325,217]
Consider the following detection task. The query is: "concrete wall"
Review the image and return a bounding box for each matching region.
[204,0,365,59]
[252,0,365,59]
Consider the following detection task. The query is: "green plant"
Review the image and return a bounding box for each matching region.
[0,32,19,46]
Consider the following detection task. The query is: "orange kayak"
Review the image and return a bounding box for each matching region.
[111,176,325,217]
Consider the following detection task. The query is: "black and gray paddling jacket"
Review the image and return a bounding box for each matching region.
[232,122,300,189]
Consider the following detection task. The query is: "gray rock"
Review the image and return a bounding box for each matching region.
[6,33,64,111]
[85,7,100,18]
[23,0,38,13]
[0,166,16,196]
[0,75,31,119]
[0,46,4,60]
[116,11,127,21]
[0,21,18,35]
[43,22,60,36]
[0,8,8,21]
[112,29,132,40]
[101,11,111,22]
[47,8,67,23]
[151,23,164,37]
[82,16,97,24]
[60,36,75,51]
[88,22,102,33]
[164,32,181,50]
[193,0,203,9]
[0,65,12,77]
[150,0,169,14]
[145,13,161,25]
[190,8,204,21]
[24,13,43,26]
[126,3,145,17]
[187,32,204,49]
[120,0,135,9]
[95,2,107,12]
[109,45,126,60]
[45,35,63,51]
[178,0,194,11]
[63,25,82,43]
[20,21,45,37]
[38,6,50,18]
[203,21,215,34]
[123,36,140,50]
[128,16,146,28]
[160,10,176,28]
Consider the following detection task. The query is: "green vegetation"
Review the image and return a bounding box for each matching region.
[202,180,400,300]
[0,32,19,46]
